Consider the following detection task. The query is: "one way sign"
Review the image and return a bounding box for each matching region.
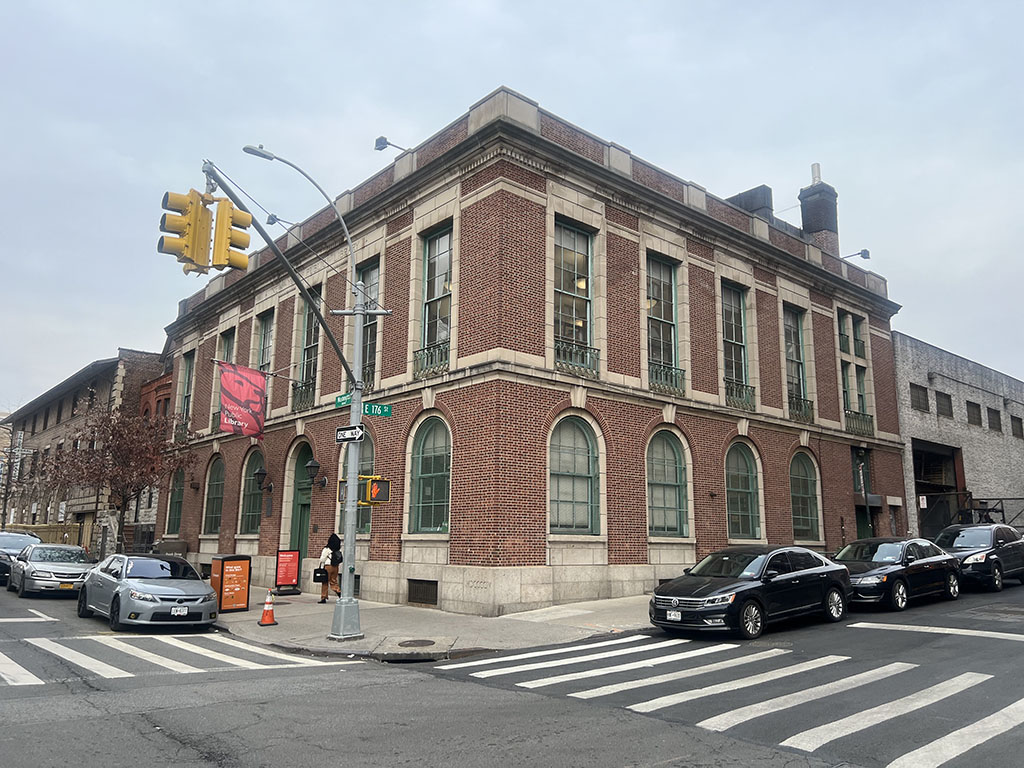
[335,424,366,443]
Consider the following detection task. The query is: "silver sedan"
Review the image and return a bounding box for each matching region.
[78,554,218,631]
[6,544,93,597]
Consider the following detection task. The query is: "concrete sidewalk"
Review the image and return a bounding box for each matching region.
[214,586,653,662]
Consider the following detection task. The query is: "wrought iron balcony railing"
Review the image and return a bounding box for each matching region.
[413,341,450,380]
[649,362,686,397]
[854,338,866,358]
[788,394,815,424]
[555,340,599,378]
[725,379,756,411]
[839,333,850,354]
[845,409,875,437]
[291,380,316,412]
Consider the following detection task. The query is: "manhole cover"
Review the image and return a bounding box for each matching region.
[397,639,436,648]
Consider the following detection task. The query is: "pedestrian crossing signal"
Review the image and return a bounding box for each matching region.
[365,478,390,504]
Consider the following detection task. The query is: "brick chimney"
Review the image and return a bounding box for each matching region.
[798,163,839,256]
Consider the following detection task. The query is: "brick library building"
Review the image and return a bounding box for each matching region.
[158,88,906,616]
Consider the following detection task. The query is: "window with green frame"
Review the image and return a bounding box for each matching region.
[855,365,867,413]
[646,256,675,365]
[554,222,592,345]
[790,453,819,541]
[203,457,224,535]
[783,306,805,398]
[647,431,687,536]
[239,452,264,535]
[300,286,322,385]
[411,417,450,533]
[722,283,746,384]
[343,436,375,533]
[180,351,195,420]
[726,443,760,539]
[360,261,380,381]
[167,468,184,535]
[423,230,452,348]
[550,416,598,534]
[841,361,852,410]
[256,310,274,373]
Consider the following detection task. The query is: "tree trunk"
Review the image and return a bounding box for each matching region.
[116,500,128,554]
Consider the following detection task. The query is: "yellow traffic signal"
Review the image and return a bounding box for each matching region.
[211,200,253,270]
[158,190,212,274]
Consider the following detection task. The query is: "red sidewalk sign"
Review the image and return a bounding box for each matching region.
[275,549,301,596]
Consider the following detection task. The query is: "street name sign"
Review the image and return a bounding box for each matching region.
[335,424,366,443]
[335,392,352,408]
[363,402,392,417]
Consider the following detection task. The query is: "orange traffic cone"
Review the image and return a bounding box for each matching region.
[258,588,278,627]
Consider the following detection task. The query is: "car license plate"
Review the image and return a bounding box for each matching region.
[58,583,75,590]
[170,606,188,617]
[666,609,682,622]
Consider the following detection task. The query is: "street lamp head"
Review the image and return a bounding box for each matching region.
[374,136,409,153]
[841,249,870,261]
[243,144,276,161]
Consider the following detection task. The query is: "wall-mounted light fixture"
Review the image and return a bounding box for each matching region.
[305,458,328,489]
[253,466,274,494]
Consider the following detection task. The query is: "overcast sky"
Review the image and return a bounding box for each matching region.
[3,1,1022,412]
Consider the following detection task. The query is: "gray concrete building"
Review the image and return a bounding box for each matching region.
[893,332,1024,537]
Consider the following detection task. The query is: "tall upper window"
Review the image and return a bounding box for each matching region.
[549,416,598,534]
[554,222,592,347]
[220,329,236,364]
[204,458,225,535]
[722,284,746,384]
[343,436,375,533]
[180,351,195,420]
[726,443,759,540]
[790,453,820,541]
[647,256,675,366]
[257,310,274,373]
[423,231,452,349]
[301,286,322,385]
[783,306,805,398]
[855,365,867,413]
[239,452,264,535]
[411,417,451,533]
[167,469,184,535]
[360,261,380,382]
[647,432,687,537]
[841,362,852,411]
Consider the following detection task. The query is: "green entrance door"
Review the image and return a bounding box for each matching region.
[856,507,874,539]
[291,444,314,561]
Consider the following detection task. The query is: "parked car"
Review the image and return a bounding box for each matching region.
[6,543,93,597]
[935,523,1024,592]
[834,537,960,610]
[0,532,42,586]
[650,545,850,639]
[77,554,218,631]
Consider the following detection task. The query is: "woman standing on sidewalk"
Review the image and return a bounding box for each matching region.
[318,533,342,604]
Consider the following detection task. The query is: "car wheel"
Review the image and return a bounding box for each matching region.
[16,575,30,599]
[77,587,94,618]
[944,571,960,600]
[823,587,846,622]
[990,564,1003,592]
[109,598,124,631]
[737,600,764,640]
[5,576,14,592]
[888,579,909,611]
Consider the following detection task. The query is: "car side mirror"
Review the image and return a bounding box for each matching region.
[90,558,99,564]
[996,539,1006,548]
[16,555,26,562]
[763,569,780,582]
[683,567,692,574]
[904,554,917,564]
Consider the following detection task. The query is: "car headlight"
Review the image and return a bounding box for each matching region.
[963,553,987,565]
[703,593,736,607]
[129,589,159,603]
[853,575,887,585]
[28,569,53,579]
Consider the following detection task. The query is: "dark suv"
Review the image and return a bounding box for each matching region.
[935,524,1024,591]
[0,532,42,585]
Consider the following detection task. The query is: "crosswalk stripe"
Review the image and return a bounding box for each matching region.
[471,638,689,679]
[517,643,737,689]
[87,637,203,674]
[569,648,790,700]
[629,654,849,713]
[886,695,1024,768]
[26,638,134,679]
[849,622,1024,643]
[698,661,917,731]
[204,634,329,665]
[150,636,265,669]
[435,635,645,670]
[0,650,45,686]
[781,672,992,752]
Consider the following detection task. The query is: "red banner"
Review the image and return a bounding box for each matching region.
[275,550,300,588]
[217,362,267,438]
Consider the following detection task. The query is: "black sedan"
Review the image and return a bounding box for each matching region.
[650,545,850,640]
[0,531,42,585]
[935,523,1024,591]
[834,537,960,610]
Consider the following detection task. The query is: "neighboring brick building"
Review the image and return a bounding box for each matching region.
[893,332,1024,537]
[2,349,164,551]
[160,88,905,615]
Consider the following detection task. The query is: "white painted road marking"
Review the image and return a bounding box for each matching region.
[569,648,790,700]
[0,608,58,624]
[849,621,1024,643]
[472,638,689,678]
[150,636,266,669]
[26,638,134,679]
[203,634,334,665]
[517,643,737,689]
[629,654,849,714]
[887,695,1024,768]
[88,636,203,674]
[781,672,992,752]
[0,650,45,686]
[435,635,645,670]
[697,661,917,731]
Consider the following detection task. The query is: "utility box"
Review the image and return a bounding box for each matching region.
[210,554,251,613]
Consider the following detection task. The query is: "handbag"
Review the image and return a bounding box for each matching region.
[312,567,328,584]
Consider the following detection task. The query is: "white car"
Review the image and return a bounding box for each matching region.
[7,543,93,597]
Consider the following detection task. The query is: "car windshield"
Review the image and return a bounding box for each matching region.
[690,552,767,579]
[835,541,904,563]
[0,534,39,550]
[125,558,200,580]
[29,548,90,563]
[935,528,992,549]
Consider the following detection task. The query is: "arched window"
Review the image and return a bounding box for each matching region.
[411,418,450,533]
[203,458,225,535]
[167,469,184,535]
[726,443,759,539]
[343,435,375,533]
[239,452,264,535]
[550,416,598,534]
[790,452,820,541]
[648,432,687,536]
